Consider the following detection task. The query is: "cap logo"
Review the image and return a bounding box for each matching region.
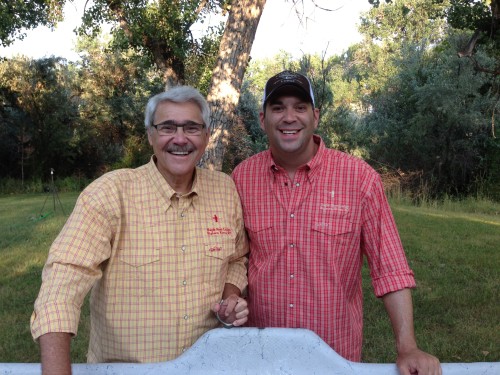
[263,70,315,109]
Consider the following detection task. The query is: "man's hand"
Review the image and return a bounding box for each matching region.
[397,347,442,375]
[211,294,249,327]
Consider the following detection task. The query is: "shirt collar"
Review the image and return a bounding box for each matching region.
[146,156,200,205]
[267,135,326,179]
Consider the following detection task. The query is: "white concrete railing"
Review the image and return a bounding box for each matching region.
[1,328,498,374]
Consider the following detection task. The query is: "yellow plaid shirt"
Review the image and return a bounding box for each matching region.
[31,158,248,363]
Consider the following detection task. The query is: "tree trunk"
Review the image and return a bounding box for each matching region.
[200,0,267,170]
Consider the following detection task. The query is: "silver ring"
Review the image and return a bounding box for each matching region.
[215,311,234,329]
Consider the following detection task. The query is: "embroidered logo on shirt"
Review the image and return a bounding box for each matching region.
[320,203,349,212]
[213,215,219,222]
[209,246,222,252]
[207,227,233,236]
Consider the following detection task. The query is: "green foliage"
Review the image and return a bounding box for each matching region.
[361,0,449,45]
[317,105,369,159]
[0,57,80,180]
[184,23,224,93]
[0,0,64,47]
[448,0,500,72]
[0,43,164,181]
[1,0,499,200]
[361,33,495,196]
[75,39,164,174]
[113,134,151,169]
[77,0,228,83]
[237,80,268,155]
[0,175,91,195]
[447,0,492,32]
[483,137,500,200]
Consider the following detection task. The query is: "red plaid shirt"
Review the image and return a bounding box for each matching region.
[232,136,415,361]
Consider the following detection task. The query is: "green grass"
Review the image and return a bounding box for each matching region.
[0,192,90,363]
[0,193,498,364]
[362,197,500,363]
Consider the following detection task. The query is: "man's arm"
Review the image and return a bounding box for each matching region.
[383,288,441,375]
[39,332,72,375]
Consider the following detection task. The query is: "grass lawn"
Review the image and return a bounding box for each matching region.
[0,192,90,363]
[362,198,499,363]
[0,193,498,363]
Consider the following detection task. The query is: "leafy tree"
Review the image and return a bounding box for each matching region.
[0,82,28,180]
[362,33,495,196]
[0,57,79,181]
[75,36,164,174]
[450,0,500,70]
[354,0,449,99]
[0,0,64,46]
[78,0,231,85]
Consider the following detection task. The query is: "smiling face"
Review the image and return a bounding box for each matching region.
[147,100,209,193]
[260,93,319,168]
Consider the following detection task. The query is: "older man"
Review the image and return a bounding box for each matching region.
[31,86,248,374]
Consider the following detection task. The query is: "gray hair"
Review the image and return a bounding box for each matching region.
[144,86,211,130]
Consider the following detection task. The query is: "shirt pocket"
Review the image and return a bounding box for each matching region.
[205,238,234,260]
[311,214,354,263]
[118,247,160,267]
[202,238,235,296]
[245,216,275,258]
[115,245,161,298]
[311,218,353,236]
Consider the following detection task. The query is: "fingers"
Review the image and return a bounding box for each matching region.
[397,349,442,375]
[214,295,249,326]
[221,296,247,316]
[211,302,222,313]
[231,315,248,327]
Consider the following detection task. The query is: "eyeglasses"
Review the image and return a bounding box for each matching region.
[151,121,206,136]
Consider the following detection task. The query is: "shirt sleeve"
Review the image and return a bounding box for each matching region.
[224,186,249,295]
[361,173,416,297]
[30,181,116,340]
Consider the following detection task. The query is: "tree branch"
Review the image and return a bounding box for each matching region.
[457,29,481,58]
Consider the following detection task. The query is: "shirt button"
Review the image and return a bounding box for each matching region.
[182,280,187,286]
[290,243,295,248]
[295,183,300,187]
[184,315,189,320]
[181,245,186,252]
[290,274,294,279]
[289,304,294,308]
[182,348,187,352]
[290,213,295,218]
[180,212,185,218]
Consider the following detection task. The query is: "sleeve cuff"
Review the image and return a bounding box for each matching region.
[371,271,416,297]
[225,258,248,295]
[30,303,80,341]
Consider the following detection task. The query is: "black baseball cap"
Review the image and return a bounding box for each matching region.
[262,70,315,110]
